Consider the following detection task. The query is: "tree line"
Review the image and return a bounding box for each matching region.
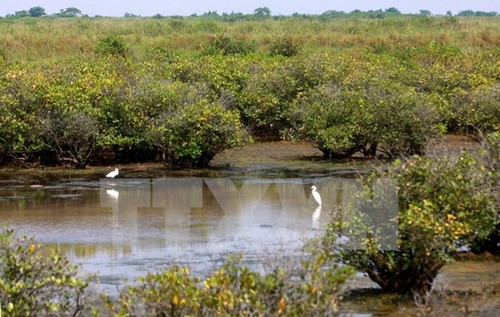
[3,6,498,19]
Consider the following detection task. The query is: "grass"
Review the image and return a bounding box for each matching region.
[1,16,499,63]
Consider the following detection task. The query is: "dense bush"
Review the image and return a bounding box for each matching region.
[469,132,500,254]
[0,228,355,315]
[202,34,256,56]
[322,140,498,294]
[41,109,99,168]
[0,65,55,163]
[269,34,302,57]
[235,56,327,133]
[449,83,500,137]
[290,78,444,158]
[148,98,249,168]
[94,35,127,57]
[0,229,95,316]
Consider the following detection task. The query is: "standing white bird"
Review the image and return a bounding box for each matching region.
[106,168,119,178]
[311,185,322,206]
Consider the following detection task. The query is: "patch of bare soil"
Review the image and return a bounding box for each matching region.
[426,134,480,156]
[211,140,323,167]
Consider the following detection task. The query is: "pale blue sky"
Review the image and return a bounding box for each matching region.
[0,0,498,17]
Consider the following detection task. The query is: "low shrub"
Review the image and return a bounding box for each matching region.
[0,229,95,316]
[322,145,498,294]
[104,254,354,316]
[94,35,127,57]
[269,34,302,57]
[203,34,256,56]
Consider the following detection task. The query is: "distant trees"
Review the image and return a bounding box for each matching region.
[28,6,46,17]
[419,9,432,16]
[385,7,401,13]
[458,10,498,16]
[254,7,271,17]
[56,7,83,17]
[4,6,84,18]
[321,10,346,17]
[3,7,498,18]
[124,12,140,18]
[12,10,29,18]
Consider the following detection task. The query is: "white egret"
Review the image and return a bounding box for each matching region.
[311,185,322,206]
[106,168,119,178]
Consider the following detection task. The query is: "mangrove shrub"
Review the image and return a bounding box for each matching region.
[149,99,249,168]
[292,79,443,158]
[105,254,354,316]
[0,229,95,316]
[323,146,498,294]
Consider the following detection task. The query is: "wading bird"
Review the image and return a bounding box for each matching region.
[106,168,119,178]
[311,185,322,206]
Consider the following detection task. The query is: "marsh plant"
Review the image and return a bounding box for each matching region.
[0,229,96,316]
[101,254,354,316]
[322,134,498,294]
[0,229,354,316]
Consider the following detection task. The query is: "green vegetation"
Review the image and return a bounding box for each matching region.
[105,254,353,316]
[0,229,354,316]
[0,133,497,313]
[0,15,498,168]
[0,229,95,316]
[322,133,499,295]
[148,98,248,167]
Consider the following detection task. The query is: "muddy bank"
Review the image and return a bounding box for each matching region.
[340,260,500,316]
[0,135,479,178]
[0,140,369,180]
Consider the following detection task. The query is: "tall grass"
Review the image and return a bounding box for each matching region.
[1,16,498,63]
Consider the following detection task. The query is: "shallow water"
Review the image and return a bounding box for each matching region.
[0,171,364,294]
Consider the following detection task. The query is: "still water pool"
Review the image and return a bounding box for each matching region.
[0,173,362,294]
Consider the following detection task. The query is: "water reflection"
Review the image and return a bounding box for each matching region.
[312,205,322,229]
[0,176,368,292]
[106,189,119,199]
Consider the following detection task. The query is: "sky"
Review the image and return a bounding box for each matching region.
[0,0,498,17]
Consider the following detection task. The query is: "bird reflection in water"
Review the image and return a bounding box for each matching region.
[106,189,119,199]
[312,205,322,229]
